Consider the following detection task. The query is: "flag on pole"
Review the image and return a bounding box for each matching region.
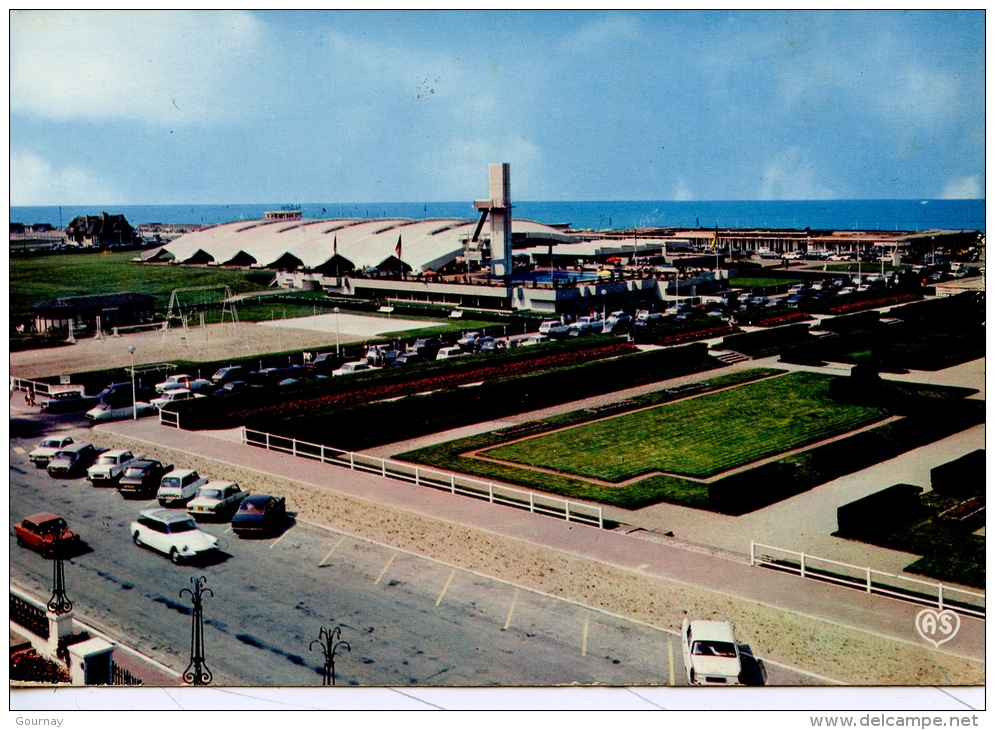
[395,234,402,261]
[711,229,718,250]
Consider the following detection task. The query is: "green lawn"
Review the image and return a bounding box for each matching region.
[11,251,274,319]
[482,371,885,480]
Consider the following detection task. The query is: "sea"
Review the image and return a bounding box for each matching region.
[10,199,985,234]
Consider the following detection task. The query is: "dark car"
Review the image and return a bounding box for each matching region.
[308,353,344,374]
[95,382,155,407]
[389,353,421,367]
[118,460,174,499]
[253,366,311,387]
[211,380,260,397]
[13,512,81,556]
[211,365,250,384]
[38,390,100,414]
[409,337,443,360]
[47,442,99,479]
[231,494,287,537]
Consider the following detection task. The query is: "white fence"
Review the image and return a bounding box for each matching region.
[242,427,604,529]
[10,377,79,397]
[750,542,985,619]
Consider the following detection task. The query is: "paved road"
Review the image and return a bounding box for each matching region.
[10,432,817,687]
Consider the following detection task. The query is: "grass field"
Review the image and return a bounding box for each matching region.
[10,251,275,319]
[482,371,886,480]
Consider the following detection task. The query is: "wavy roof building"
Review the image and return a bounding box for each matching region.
[151,215,576,276]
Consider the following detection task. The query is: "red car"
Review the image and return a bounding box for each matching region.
[13,513,81,555]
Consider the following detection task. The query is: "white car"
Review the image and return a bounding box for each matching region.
[157,469,209,507]
[28,436,75,468]
[86,449,143,486]
[436,346,468,360]
[681,619,744,686]
[332,361,379,376]
[150,389,198,410]
[130,509,219,564]
[187,481,249,521]
[538,320,571,337]
[85,401,157,423]
[154,374,194,393]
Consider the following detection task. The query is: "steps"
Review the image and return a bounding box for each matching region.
[714,350,750,364]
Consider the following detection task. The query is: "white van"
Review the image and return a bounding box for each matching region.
[157,469,209,507]
[436,346,468,360]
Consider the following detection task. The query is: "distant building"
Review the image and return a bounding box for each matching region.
[65,212,138,247]
[32,293,155,335]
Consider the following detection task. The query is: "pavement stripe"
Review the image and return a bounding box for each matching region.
[268,532,288,550]
[319,536,346,567]
[503,589,519,630]
[435,570,455,606]
[374,552,397,585]
[13,446,25,454]
[668,639,676,686]
[582,614,590,657]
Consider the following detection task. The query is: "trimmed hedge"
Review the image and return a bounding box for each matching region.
[930,449,986,498]
[250,343,721,451]
[719,322,810,356]
[836,484,926,538]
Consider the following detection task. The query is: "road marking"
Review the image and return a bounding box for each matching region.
[145,500,157,508]
[12,446,25,454]
[374,553,397,585]
[319,537,346,567]
[668,639,675,686]
[268,532,288,550]
[503,589,519,630]
[435,570,455,606]
[224,526,233,534]
[581,615,590,657]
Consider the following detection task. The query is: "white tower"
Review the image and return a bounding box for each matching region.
[473,163,513,279]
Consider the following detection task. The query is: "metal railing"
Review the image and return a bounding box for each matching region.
[10,377,79,398]
[10,594,50,639]
[242,427,604,529]
[750,542,985,619]
[158,408,180,428]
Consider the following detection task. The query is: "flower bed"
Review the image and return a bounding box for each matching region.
[824,292,919,315]
[752,312,813,328]
[642,323,735,347]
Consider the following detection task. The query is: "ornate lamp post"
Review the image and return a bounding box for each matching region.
[47,536,73,616]
[309,625,350,686]
[180,576,214,686]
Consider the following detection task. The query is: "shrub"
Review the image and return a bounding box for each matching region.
[930,450,986,498]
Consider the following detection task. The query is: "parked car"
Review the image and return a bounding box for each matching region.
[188,481,249,521]
[211,365,250,384]
[510,334,550,347]
[436,346,468,360]
[308,352,343,373]
[28,436,75,468]
[157,469,209,507]
[409,337,443,359]
[154,374,194,393]
[118,460,173,499]
[150,388,197,409]
[130,509,219,564]
[38,390,100,414]
[332,361,378,376]
[86,401,157,422]
[86,449,143,486]
[231,494,287,537]
[47,442,100,479]
[681,619,744,686]
[538,320,571,338]
[210,380,259,397]
[13,512,81,556]
[388,353,420,368]
[457,332,482,350]
[95,382,155,407]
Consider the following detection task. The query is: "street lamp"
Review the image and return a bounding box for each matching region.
[600,288,607,323]
[334,307,340,356]
[128,345,137,420]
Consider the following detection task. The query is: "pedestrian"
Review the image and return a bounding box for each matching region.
[25,388,35,407]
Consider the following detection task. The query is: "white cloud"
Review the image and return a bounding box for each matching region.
[10,151,120,205]
[939,175,982,199]
[10,10,263,124]
[672,179,694,201]
[758,148,835,200]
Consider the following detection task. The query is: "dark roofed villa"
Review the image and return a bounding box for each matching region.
[66,212,138,247]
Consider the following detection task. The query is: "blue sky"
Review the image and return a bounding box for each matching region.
[9,10,985,205]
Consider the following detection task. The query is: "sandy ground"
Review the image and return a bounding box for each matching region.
[9,319,381,380]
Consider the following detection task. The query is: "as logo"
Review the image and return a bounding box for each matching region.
[914,608,960,648]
